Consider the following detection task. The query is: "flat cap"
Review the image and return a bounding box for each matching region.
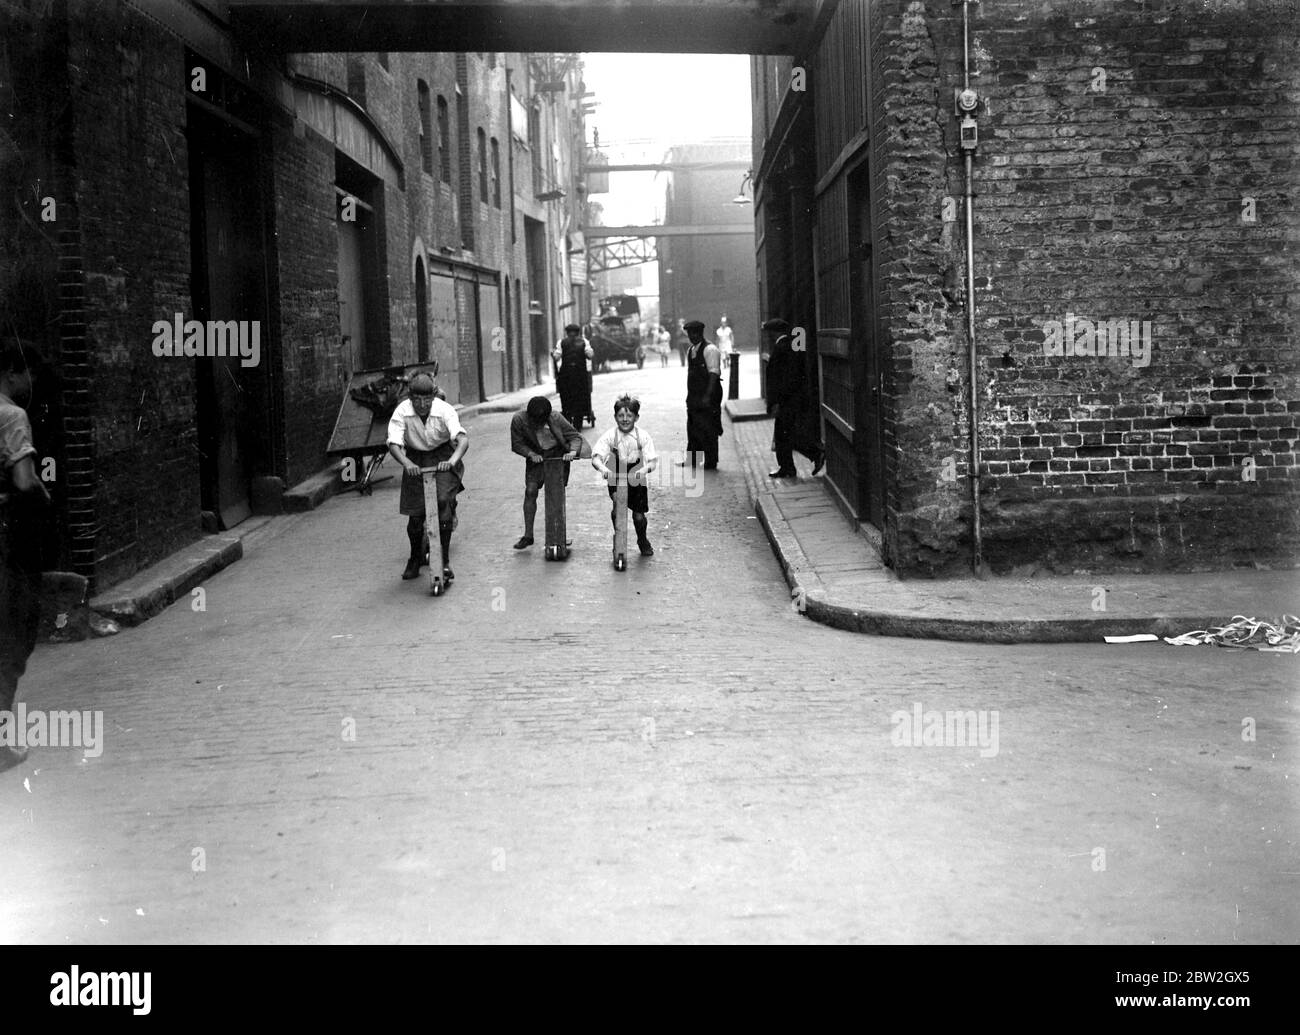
[683,319,706,332]
[761,317,791,333]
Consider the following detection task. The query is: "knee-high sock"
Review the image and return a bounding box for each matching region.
[406,515,425,559]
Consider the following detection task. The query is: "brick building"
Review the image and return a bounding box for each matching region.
[752,0,1300,576]
[0,0,588,590]
[658,143,759,355]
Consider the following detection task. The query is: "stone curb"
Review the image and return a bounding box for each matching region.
[89,536,243,627]
[737,427,1276,644]
[724,397,769,422]
[283,468,342,512]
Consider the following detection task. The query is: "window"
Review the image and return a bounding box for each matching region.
[712,269,726,289]
[437,96,450,183]
[477,128,488,203]
[417,81,433,175]
[490,137,501,208]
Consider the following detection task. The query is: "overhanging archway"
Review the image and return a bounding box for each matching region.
[228,1,819,55]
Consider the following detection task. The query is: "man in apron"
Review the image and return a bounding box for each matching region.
[552,323,593,428]
[386,373,468,582]
[683,319,722,470]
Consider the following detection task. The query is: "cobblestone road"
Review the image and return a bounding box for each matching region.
[2,363,1295,943]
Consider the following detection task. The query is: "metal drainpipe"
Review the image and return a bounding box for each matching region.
[956,0,982,571]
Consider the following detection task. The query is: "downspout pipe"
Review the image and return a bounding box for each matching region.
[955,0,983,571]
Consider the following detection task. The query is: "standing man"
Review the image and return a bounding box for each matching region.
[509,395,588,550]
[682,319,723,470]
[553,323,593,428]
[763,318,825,478]
[387,373,468,582]
[0,341,51,773]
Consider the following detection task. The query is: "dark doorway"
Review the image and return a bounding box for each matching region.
[455,275,483,404]
[335,152,385,373]
[478,276,504,397]
[415,256,429,363]
[187,108,271,531]
[503,276,513,391]
[523,216,549,377]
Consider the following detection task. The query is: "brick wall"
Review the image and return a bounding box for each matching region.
[876,0,1300,575]
[0,3,76,572]
[5,11,576,592]
[269,111,343,489]
[354,52,519,375]
[66,0,199,588]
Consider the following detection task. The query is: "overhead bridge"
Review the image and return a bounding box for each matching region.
[227,0,822,55]
[585,225,752,239]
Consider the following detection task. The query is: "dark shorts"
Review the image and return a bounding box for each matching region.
[399,445,464,522]
[524,451,571,492]
[608,484,649,514]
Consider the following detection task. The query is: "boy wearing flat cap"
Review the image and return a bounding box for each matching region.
[682,319,722,470]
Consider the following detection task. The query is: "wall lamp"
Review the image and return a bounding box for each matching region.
[732,170,753,206]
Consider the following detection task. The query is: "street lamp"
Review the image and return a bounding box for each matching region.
[732,170,753,205]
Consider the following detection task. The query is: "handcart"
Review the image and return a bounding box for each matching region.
[326,362,441,496]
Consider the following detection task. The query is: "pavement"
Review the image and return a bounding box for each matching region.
[725,378,1300,644]
[85,377,565,628]
[4,358,1296,945]
[86,359,1299,644]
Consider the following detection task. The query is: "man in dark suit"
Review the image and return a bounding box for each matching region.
[763,318,825,478]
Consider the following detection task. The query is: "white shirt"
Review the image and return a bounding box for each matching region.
[0,392,37,499]
[689,341,721,376]
[592,426,657,470]
[716,326,735,352]
[553,337,594,364]
[386,396,465,451]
